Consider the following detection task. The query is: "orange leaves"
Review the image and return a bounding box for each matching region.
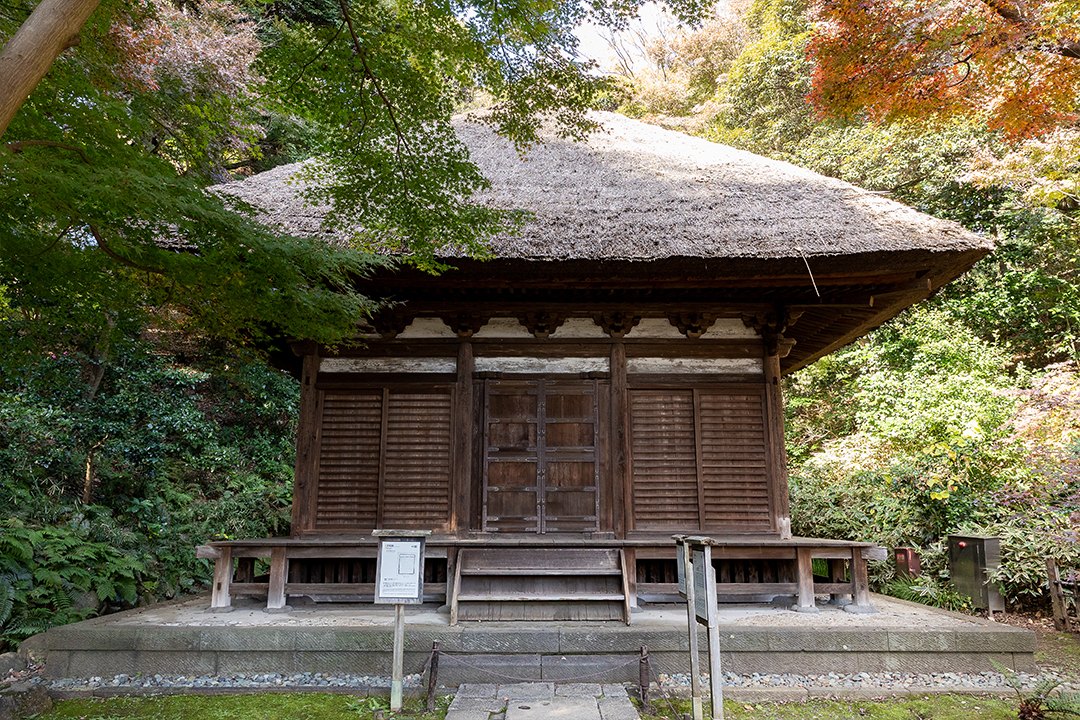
[808,0,1080,140]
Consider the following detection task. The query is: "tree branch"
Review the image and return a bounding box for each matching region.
[88,224,168,275]
[3,139,90,163]
[285,20,346,95]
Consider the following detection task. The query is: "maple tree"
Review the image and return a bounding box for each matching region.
[2,0,715,373]
[808,0,1080,140]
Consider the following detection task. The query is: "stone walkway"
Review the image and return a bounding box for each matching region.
[444,682,639,720]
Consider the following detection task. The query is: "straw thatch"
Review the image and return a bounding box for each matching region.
[220,110,991,262]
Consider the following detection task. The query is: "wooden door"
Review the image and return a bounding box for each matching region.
[483,379,599,533]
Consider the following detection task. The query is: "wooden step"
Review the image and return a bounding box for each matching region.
[456,593,625,602]
[450,547,632,625]
[459,568,622,576]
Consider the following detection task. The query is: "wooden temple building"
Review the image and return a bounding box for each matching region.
[202,112,992,622]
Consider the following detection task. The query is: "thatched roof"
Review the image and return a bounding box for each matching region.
[221,110,991,262]
[221,111,993,373]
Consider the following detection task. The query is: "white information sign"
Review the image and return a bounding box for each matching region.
[375,539,425,604]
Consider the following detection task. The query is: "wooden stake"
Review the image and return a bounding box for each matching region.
[427,640,440,713]
[391,604,405,711]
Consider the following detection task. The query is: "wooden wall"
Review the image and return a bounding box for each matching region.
[291,314,791,539]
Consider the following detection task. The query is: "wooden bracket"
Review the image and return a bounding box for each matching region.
[441,312,489,338]
[668,312,717,339]
[594,312,641,338]
[369,310,414,340]
[517,312,565,339]
[741,307,804,358]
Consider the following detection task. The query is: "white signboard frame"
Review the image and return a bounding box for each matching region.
[375,536,426,604]
[674,535,725,720]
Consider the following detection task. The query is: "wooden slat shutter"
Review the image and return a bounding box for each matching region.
[698,389,771,531]
[629,387,773,533]
[313,388,453,532]
[315,391,381,529]
[629,390,699,528]
[381,392,453,528]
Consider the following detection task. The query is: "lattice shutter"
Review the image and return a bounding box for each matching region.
[699,389,771,531]
[315,390,381,528]
[629,390,699,528]
[381,392,453,528]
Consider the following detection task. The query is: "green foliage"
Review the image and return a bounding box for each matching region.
[996,662,1080,719]
[0,336,298,650]
[0,519,144,643]
[882,574,972,613]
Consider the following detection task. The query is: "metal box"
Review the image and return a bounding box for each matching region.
[948,535,1005,611]
[894,547,921,577]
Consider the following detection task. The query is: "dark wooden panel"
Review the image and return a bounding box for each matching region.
[381,391,453,529]
[314,391,382,529]
[699,389,772,531]
[630,390,699,528]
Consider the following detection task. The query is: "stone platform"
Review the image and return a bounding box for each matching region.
[22,593,1035,684]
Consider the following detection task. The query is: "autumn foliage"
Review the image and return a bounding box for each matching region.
[808,0,1080,139]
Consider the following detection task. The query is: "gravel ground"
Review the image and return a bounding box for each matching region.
[45,672,423,690]
[22,668,1074,694]
[657,669,1079,692]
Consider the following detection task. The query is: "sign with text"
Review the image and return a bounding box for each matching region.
[375,537,425,604]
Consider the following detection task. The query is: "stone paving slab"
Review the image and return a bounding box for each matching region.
[444,683,640,720]
[505,696,601,720]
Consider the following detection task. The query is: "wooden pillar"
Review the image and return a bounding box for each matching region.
[209,546,234,611]
[291,350,320,538]
[794,546,818,613]
[851,547,872,609]
[454,342,474,535]
[610,342,628,538]
[763,352,792,539]
[266,546,289,612]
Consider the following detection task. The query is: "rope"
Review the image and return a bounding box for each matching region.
[436,652,642,684]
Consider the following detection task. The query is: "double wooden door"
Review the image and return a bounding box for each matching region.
[482,379,600,533]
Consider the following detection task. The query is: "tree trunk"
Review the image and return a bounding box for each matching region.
[0,0,103,139]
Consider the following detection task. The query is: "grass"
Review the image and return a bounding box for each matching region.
[644,694,1021,719]
[42,693,450,720]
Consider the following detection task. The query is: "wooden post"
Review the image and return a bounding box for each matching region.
[453,342,474,534]
[681,539,704,720]
[794,546,818,613]
[848,547,875,613]
[291,351,320,537]
[610,342,629,538]
[639,645,650,712]
[1047,557,1072,632]
[427,640,440,713]
[703,544,724,720]
[209,545,233,612]
[828,558,849,606]
[391,603,405,711]
[763,352,792,539]
[266,546,289,613]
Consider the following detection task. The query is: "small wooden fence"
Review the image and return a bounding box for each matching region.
[1046,557,1079,632]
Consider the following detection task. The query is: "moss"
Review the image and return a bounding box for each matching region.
[43,693,449,720]
[647,694,1019,719]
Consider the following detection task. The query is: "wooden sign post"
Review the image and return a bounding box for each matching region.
[374,530,430,712]
[674,535,724,720]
